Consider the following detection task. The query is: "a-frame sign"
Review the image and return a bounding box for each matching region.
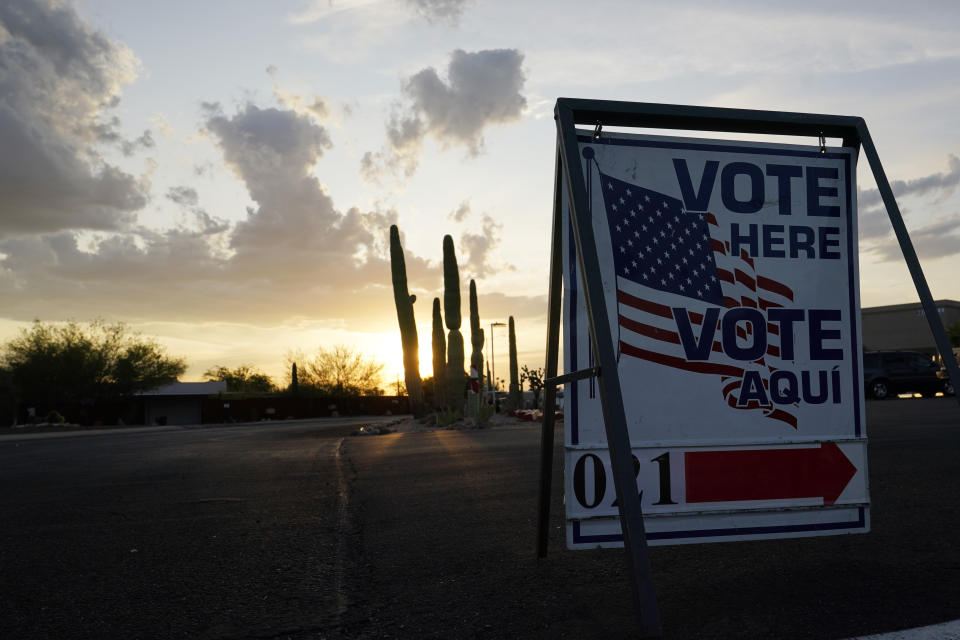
[537,99,960,638]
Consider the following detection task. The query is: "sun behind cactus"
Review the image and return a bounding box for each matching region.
[390,225,424,416]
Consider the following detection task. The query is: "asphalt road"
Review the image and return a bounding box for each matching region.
[1,400,959,639]
[344,399,960,639]
[0,417,393,639]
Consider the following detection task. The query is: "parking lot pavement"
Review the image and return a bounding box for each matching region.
[0,417,391,639]
[0,414,400,442]
[846,618,960,639]
[342,399,960,639]
[1,402,958,638]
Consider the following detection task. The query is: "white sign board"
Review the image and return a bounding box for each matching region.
[562,131,869,548]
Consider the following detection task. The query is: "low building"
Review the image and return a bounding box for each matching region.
[139,381,227,426]
[861,299,960,355]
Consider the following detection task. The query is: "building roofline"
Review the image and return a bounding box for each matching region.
[861,299,960,314]
[139,381,227,397]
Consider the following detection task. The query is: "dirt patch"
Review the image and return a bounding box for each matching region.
[388,411,535,434]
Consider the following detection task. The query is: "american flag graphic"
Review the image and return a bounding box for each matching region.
[598,169,799,429]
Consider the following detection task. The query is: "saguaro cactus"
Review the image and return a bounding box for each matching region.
[469,279,485,407]
[431,297,446,409]
[443,235,465,413]
[390,225,424,415]
[508,316,522,409]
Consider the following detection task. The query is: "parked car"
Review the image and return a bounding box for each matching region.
[936,347,960,396]
[941,371,956,396]
[862,350,946,399]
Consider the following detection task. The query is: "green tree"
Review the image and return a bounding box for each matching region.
[521,365,545,409]
[2,320,186,410]
[203,365,275,393]
[285,345,384,396]
[947,321,960,348]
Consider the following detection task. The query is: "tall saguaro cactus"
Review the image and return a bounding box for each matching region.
[508,315,521,409]
[390,225,424,415]
[431,297,447,410]
[443,235,465,413]
[469,279,484,407]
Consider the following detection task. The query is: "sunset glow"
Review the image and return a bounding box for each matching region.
[1,1,958,389]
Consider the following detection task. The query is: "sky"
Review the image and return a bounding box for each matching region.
[1,0,960,388]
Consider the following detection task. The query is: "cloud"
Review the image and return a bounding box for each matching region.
[459,214,504,279]
[359,151,382,183]
[0,99,443,330]
[859,154,960,241]
[286,0,382,25]
[869,216,960,262]
[858,154,960,262]
[289,0,468,27]
[266,66,330,122]
[163,185,229,250]
[91,117,155,156]
[859,154,960,212]
[363,48,526,179]
[448,199,471,222]
[472,291,546,324]
[0,0,150,235]
[404,0,470,26]
[398,48,526,152]
[201,102,392,279]
[203,102,332,183]
[527,4,960,89]
[166,186,199,208]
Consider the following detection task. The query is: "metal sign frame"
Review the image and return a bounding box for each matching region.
[536,98,960,638]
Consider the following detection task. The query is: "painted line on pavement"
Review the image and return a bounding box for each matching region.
[333,437,350,621]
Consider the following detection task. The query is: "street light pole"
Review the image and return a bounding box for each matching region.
[490,321,506,404]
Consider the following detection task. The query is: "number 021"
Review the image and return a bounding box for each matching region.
[572,451,676,509]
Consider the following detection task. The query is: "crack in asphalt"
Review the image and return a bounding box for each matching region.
[333,437,350,625]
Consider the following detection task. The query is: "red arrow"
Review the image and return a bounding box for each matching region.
[684,442,857,506]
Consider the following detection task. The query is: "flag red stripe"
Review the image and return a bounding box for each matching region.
[617,290,672,319]
[717,268,734,285]
[618,290,713,325]
[619,315,724,353]
[619,315,776,357]
[734,269,756,291]
[618,315,679,344]
[759,298,780,311]
[757,275,794,301]
[767,409,798,429]
[620,341,744,376]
